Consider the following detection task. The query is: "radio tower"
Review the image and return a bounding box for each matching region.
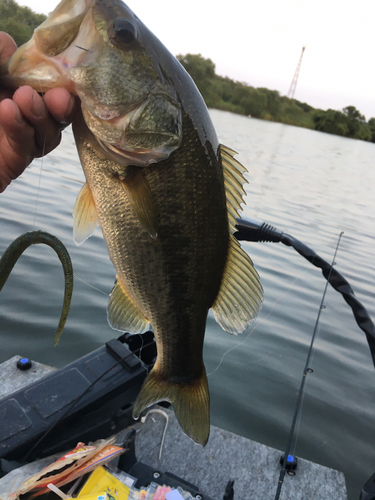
[287,46,306,99]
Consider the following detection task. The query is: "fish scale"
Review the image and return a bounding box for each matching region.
[1,0,263,445]
[76,110,229,369]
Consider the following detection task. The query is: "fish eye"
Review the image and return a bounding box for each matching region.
[110,19,137,46]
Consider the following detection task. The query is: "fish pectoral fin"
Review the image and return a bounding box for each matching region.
[120,166,158,239]
[133,366,210,446]
[107,277,151,333]
[212,235,263,334]
[220,144,248,234]
[73,182,99,245]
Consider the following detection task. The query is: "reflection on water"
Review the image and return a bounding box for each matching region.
[0,111,374,499]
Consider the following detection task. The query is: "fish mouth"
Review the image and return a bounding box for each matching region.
[0,0,95,92]
[78,104,181,169]
[97,135,180,168]
[1,0,183,167]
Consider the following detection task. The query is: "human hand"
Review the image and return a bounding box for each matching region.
[0,32,78,193]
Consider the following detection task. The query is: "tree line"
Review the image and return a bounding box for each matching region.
[1,0,374,143]
[177,53,375,143]
[0,0,46,46]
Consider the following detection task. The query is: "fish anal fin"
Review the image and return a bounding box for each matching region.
[212,235,263,334]
[107,277,151,333]
[220,144,248,234]
[133,366,210,446]
[73,182,99,246]
[120,166,158,239]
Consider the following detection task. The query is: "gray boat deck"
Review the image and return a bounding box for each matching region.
[0,356,348,499]
[132,407,347,500]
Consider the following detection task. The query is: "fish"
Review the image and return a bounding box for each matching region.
[0,231,73,345]
[1,0,263,445]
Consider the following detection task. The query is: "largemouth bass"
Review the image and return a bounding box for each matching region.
[1,0,263,445]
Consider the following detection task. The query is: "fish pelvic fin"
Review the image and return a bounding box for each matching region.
[73,182,99,245]
[107,277,151,333]
[212,234,263,334]
[120,166,158,240]
[220,144,248,234]
[133,366,210,446]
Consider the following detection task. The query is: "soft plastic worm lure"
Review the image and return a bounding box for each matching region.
[0,231,73,345]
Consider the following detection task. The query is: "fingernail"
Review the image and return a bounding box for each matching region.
[14,105,24,123]
[32,92,46,117]
[65,94,76,120]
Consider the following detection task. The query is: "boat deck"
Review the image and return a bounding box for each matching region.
[132,406,348,500]
[0,355,348,499]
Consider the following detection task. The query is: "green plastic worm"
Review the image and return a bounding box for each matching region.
[0,231,73,346]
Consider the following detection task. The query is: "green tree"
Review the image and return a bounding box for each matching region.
[367,118,375,143]
[313,108,371,141]
[294,99,314,113]
[341,105,372,140]
[343,105,365,122]
[313,109,350,136]
[239,87,267,118]
[353,122,372,141]
[0,0,46,46]
[177,52,370,142]
[258,88,281,119]
[176,53,217,106]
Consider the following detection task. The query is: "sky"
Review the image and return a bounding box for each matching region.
[17,0,375,120]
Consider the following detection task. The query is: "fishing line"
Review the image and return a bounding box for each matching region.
[32,138,46,228]
[73,273,109,296]
[31,79,48,228]
[23,339,156,461]
[136,333,145,362]
[140,409,169,460]
[274,231,344,500]
[41,224,109,297]
[207,261,314,378]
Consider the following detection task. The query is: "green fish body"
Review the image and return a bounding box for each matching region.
[1,0,263,445]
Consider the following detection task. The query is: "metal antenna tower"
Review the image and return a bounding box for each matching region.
[287,46,306,99]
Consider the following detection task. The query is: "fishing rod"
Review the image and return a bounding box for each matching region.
[272,231,343,500]
[234,219,375,497]
[235,218,375,367]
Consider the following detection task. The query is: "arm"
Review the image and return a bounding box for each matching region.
[0,32,77,192]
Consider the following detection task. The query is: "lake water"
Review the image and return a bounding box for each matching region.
[1,109,374,499]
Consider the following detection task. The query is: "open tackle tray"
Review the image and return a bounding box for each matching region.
[0,334,222,499]
[0,335,151,463]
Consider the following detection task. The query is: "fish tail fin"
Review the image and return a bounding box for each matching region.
[133,367,210,446]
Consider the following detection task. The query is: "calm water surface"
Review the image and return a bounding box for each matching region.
[1,110,374,499]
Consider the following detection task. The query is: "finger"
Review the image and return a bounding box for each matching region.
[0,98,35,191]
[0,32,17,65]
[43,88,77,125]
[13,86,62,156]
[0,98,35,150]
[0,33,17,101]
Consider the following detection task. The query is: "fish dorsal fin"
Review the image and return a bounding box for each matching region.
[212,235,263,334]
[107,277,151,333]
[220,144,247,233]
[120,166,158,240]
[73,182,99,246]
